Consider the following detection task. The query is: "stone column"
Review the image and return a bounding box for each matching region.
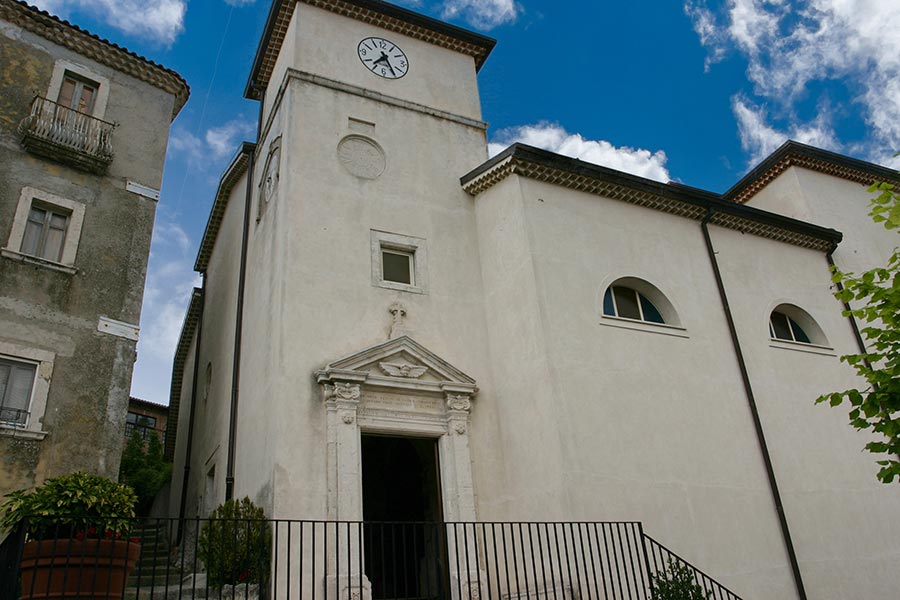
[442,393,482,600]
[323,381,371,600]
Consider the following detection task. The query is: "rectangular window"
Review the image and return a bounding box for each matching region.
[22,205,69,262]
[382,248,413,285]
[370,230,427,294]
[57,73,98,114]
[0,357,37,427]
[125,412,158,441]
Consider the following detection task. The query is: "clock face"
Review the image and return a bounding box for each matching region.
[357,37,409,79]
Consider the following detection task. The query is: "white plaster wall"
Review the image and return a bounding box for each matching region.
[473,176,798,599]
[711,225,900,600]
[288,3,483,121]
[262,6,299,121]
[185,174,248,516]
[168,331,197,515]
[238,71,495,522]
[744,167,897,275]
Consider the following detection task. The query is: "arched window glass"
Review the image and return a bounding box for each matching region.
[769,310,811,343]
[768,304,827,346]
[603,286,666,324]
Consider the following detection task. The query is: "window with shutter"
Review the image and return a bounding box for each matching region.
[0,358,37,426]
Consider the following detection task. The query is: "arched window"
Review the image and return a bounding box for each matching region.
[769,304,827,346]
[602,278,679,326]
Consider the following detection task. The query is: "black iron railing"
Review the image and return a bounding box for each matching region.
[0,518,743,600]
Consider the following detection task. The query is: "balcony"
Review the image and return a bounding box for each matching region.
[18,96,115,174]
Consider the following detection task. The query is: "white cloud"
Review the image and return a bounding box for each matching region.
[686,0,900,166]
[441,0,520,30]
[205,119,256,159]
[31,0,185,44]
[132,213,201,403]
[732,96,838,163]
[168,118,255,167]
[489,122,671,182]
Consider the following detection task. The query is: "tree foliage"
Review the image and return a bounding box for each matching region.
[817,178,900,483]
[119,430,172,515]
[650,559,711,600]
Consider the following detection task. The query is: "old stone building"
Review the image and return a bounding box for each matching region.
[0,0,188,496]
[166,1,899,599]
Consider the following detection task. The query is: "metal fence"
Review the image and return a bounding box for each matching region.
[0,518,742,600]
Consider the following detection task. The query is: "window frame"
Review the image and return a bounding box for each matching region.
[0,342,54,440]
[46,60,110,120]
[767,304,831,350]
[604,285,666,324]
[370,230,427,294]
[3,187,86,274]
[0,357,37,428]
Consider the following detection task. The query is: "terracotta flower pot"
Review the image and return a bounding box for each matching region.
[19,538,141,600]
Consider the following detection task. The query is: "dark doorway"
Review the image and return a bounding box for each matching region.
[361,435,446,600]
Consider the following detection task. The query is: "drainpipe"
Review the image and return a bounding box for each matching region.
[225,87,264,502]
[825,246,869,358]
[177,279,205,543]
[700,209,808,600]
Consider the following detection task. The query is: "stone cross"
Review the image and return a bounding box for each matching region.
[388,302,408,339]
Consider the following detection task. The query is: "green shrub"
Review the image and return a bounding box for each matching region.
[198,497,271,586]
[0,472,137,540]
[650,559,712,600]
[119,430,172,516]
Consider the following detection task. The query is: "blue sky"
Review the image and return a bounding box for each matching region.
[29,0,900,403]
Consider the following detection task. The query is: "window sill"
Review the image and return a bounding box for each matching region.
[599,315,689,338]
[1,248,77,274]
[0,425,49,441]
[768,339,836,356]
[374,279,425,295]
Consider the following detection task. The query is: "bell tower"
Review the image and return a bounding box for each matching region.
[234,0,498,523]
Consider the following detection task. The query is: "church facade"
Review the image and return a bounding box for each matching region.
[166,1,900,599]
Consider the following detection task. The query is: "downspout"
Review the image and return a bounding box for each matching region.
[826,245,900,465]
[177,280,205,543]
[224,87,264,501]
[825,246,869,358]
[700,209,808,600]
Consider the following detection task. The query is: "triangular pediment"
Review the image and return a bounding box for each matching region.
[315,336,476,394]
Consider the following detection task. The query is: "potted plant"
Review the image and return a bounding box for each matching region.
[0,471,141,600]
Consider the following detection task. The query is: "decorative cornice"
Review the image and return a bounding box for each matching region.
[1,0,190,119]
[725,141,900,205]
[165,287,203,461]
[245,0,496,100]
[194,143,256,272]
[461,144,843,253]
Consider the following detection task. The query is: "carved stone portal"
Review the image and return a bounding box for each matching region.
[315,336,478,524]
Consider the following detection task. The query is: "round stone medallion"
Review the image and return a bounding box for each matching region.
[337,135,386,179]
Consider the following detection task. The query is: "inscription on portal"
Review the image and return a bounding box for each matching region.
[362,391,442,415]
[337,135,385,179]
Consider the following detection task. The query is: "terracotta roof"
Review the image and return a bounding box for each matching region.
[462,144,843,253]
[194,143,256,272]
[245,0,495,99]
[726,141,900,205]
[165,287,203,461]
[129,397,168,412]
[1,0,190,119]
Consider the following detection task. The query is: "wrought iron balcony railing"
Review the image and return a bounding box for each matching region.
[18,96,115,174]
[0,517,744,600]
